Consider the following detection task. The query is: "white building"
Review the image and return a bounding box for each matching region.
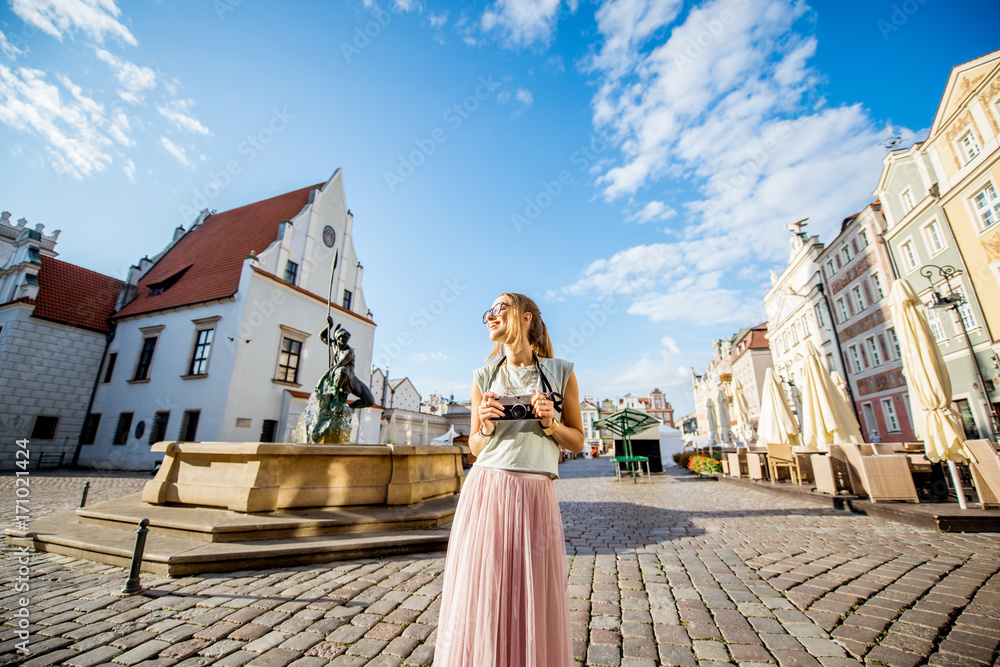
[80,171,377,469]
[580,396,600,451]
[764,225,846,418]
[0,214,122,467]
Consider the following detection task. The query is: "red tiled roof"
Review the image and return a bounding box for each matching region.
[114,184,320,319]
[32,257,123,333]
[747,327,770,349]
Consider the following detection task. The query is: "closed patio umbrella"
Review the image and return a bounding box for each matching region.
[731,376,754,444]
[757,368,800,448]
[830,370,849,403]
[888,280,971,507]
[800,340,863,451]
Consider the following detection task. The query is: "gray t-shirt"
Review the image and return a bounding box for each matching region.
[472,357,575,479]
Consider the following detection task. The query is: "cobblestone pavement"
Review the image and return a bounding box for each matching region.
[2,459,999,666]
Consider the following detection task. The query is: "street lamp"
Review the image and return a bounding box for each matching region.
[921,264,1000,440]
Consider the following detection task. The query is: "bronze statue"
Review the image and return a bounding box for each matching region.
[309,318,375,443]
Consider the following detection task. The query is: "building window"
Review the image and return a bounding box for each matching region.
[870,272,885,300]
[791,323,800,345]
[836,298,848,323]
[133,336,158,381]
[150,411,170,445]
[887,327,901,359]
[826,260,836,277]
[862,403,877,436]
[814,304,825,328]
[953,286,978,330]
[840,245,852,265]
[924,219,945,254]
[276,337,302,383]
[825,353,834,372]
[179,410,200,441]
[900,240,918,271]
[285,260,299,285]
[260,419,278,443]
[881,398,900,433]
[102,352,117,383]
[188,329,214,376]
[851,284,866,312]
[866,336,881,367]
[30,415,59,440]
[926,308,946,342]
[343,289,353,311]
[80,414,101,445]
[849,345,863,373]
[973,183,1000,230]
[858,228,869,247]
[114,412,134,445]
[960,130,981,163]
[901,188,915,212]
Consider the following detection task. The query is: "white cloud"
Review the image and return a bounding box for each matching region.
[429,11,448,28]
[481,0,562,48]
[412,352,450,362]
[553,0,902,328]
[122,156,134,181]
[93,48,156,104]
[0,65,126,178]
[0,29,25,59]
[661,335,680,354]
[158,135,192,167]
[157,98,210,136]
[626,200,676,224]
[515,87,532,105]
[11,0,137,46]
[576,351,692,409]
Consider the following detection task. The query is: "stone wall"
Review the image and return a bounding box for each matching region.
[0,311,106,468]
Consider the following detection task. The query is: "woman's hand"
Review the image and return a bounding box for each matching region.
[532,388,555,428]
[479,392,504,436]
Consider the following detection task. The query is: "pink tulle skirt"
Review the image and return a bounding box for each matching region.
[433,466,572,667]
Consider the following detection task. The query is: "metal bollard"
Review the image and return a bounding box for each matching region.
[122,519,150,595]
[79,481,90,508]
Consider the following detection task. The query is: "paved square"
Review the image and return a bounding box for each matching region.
[3,459,999,665]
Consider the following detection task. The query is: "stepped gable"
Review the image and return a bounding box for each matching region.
[115,183,320,319]
[33,257,123,333]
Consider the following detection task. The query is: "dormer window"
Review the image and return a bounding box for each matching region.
[901,188,915,213]
[285,260,299,285]
[24,273,38,286]
[147,265,191,297]
[27,246,40,264]
[960,130,980,163]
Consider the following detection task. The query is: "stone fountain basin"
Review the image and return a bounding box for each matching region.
[142,442,465,513]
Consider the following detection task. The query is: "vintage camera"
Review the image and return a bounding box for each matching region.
[495,394,542,421]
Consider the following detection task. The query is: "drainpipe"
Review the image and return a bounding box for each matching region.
[877,233,900,280]
[816,281,861,423]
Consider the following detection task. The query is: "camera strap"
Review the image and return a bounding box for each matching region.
[485,353,564,414]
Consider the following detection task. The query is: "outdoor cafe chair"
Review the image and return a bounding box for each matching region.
[765,440,802,485]
[834,443,919,503]
[966,439,1000,510]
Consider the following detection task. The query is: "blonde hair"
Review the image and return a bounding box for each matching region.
[486,292,553,362]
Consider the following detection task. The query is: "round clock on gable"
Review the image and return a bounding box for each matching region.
[323,226,336,247]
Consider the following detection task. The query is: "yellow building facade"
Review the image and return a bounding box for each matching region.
[924,51,1000,344]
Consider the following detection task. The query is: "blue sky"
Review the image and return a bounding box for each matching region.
[1,0,997,416]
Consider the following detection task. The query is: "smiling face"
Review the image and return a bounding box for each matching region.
[485,295,510,342]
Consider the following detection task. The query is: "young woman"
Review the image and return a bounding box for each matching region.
[433,293,585,667]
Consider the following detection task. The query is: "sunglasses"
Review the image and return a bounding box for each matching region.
[483,303,509,324]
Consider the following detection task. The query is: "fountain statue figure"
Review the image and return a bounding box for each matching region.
[307,318,376,444]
